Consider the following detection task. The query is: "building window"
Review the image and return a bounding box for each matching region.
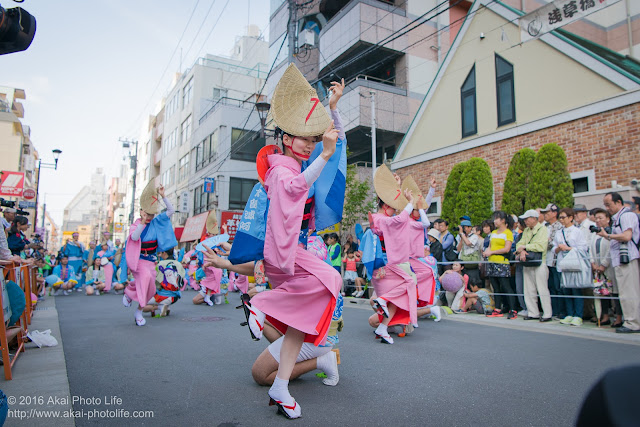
[495,54,515,127]
[183,78,193,108]
[461,65,477,138]
[178,154,189,181]
[213,87,227,100]
[570,170,595,194]
[193,184,211,215]
[229,177,259,210]
[181,115,192,145]
[166,93,179,119]
[230,128,261,162]
[209,130,218,160]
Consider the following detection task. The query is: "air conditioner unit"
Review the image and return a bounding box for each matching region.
[299,29,315,49]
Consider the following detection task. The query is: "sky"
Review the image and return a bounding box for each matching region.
[0,0,271,227]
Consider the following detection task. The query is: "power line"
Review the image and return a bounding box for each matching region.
[122,0,203,138]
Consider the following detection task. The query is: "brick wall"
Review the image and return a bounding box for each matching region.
[397,102,640,210]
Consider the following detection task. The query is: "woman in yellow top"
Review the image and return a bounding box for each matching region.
[482,210,517,318]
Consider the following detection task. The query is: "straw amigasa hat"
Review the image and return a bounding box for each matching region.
[373,164,408,211]
[206,209,219,235]
[269,63,331,137]
[401,175,428,210]
[140,180,164,215]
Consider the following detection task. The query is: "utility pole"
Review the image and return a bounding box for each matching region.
[287,0,297,63]
[119,138,138,224]
[370,90,377,188]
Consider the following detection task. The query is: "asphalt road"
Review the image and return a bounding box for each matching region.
[55,290,640,426]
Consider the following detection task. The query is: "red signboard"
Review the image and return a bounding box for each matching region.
[23,188,36,200]
[220,211,243,241]
[0,171,25,197]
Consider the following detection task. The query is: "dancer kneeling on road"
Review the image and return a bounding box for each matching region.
[202,248,342,388]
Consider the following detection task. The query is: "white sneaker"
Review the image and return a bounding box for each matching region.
[519,310,528,317]
[95,291,100,296]
[214,295,223,305]
[53,288,62,296]
[76,287,82,292]
[560,316,574,325]
[204,294,214,307]
[63,290,70,296]
[122,295,132,307]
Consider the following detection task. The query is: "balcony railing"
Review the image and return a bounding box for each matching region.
[199,97,257,125]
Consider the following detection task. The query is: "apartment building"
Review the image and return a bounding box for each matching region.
[139,27,268,231]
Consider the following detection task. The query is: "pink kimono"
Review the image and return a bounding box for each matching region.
[250,155,341,346]
[200,265,222,294]
[182,250,200,291]
[229,272,249,294]
[370,210,418,327]
[124,220,158,307]
[96,250,114,292]
[408,221,436,307]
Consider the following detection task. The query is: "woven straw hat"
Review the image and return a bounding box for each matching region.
[269,63,331,137]
[206,209,219,235]
[401,175,427,210]
[373,164,408,211]
[140,180,164,215]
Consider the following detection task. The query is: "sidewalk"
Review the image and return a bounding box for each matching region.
[344,296,640,346]
[1,295,74,426]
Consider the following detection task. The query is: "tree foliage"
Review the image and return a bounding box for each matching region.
[526,143,574,210]
[442,161,468,226]
[454,157,494,225]
[501,147,536,216]
[341,163,374,246]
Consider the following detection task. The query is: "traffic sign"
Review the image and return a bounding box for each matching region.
[23,188,36,200]
[18,201,36,209]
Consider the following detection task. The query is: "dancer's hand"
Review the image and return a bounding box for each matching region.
[202,245,231,269]
[430,177,437,188]
[393,173,402,186]
[329,78,345,110]
[403,188,415,205]
[157,185,165,198]
[321,120,338,161]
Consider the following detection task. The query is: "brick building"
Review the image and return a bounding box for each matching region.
[391,0,640,216]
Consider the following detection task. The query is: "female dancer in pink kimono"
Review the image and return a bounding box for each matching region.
[243,72,345,419]
[369,187,419,344]
[123,184,177,326]
[405,178,437,309]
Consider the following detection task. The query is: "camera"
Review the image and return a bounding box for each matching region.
[0,4,36,55]
[620,242,630,265]
[0,198,15,208]
[589,225,611,234]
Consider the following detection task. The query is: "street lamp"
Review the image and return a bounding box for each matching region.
[34,148,62,234]
[120,138,138,224]
[256,102,271,139]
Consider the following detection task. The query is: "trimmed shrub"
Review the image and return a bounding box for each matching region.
[526,143,574,210]
[454,157,494,225]
[502,147,536,216]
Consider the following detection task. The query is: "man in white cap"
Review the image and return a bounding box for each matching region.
[574,204,595,247]
[515,210,552,321]
[2,207,16,232]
